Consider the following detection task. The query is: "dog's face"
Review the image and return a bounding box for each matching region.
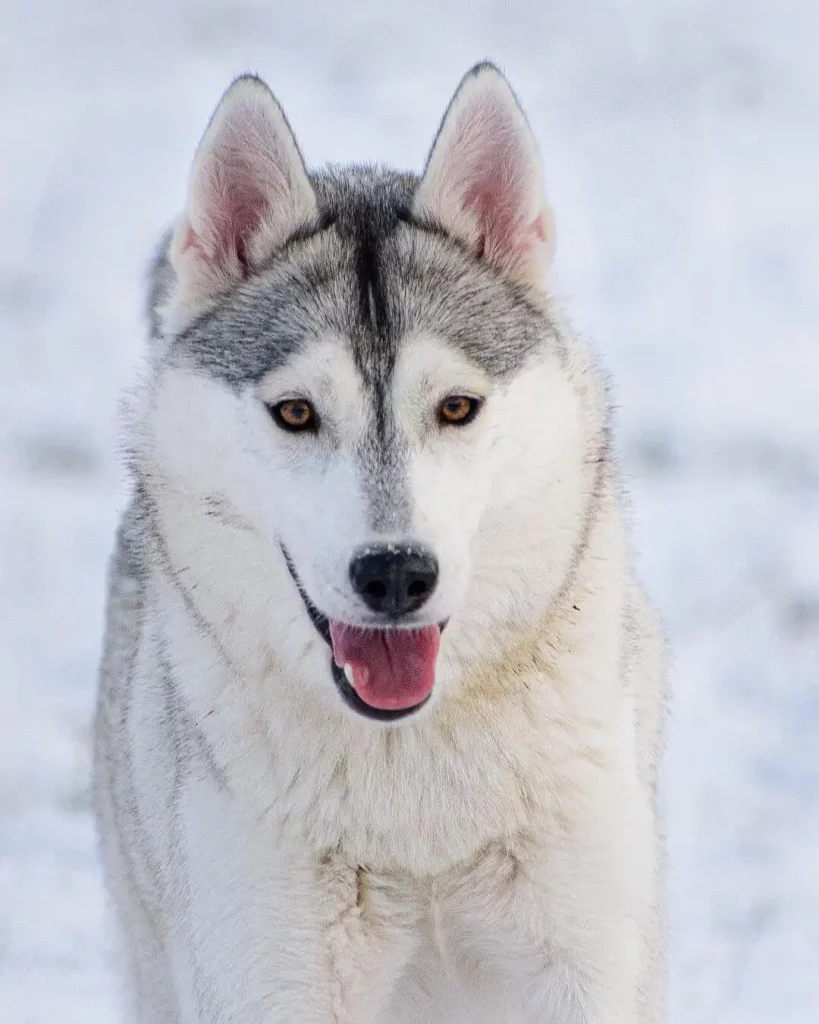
[142,67,600,721]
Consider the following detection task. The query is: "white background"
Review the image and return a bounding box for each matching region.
[1,1,817,1020]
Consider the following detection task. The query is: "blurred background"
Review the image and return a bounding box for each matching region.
[1,1,817,1021]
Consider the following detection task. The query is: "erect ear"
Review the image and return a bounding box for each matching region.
[167,75,317,325]
[413,63,554,289]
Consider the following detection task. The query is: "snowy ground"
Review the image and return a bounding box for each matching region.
[2,1,818,1020]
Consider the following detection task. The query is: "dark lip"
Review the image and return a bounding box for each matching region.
[281,546,443,722]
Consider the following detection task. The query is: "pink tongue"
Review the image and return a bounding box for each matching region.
[329,622,441,711]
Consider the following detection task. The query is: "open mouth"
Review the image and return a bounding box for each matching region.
[281,548,443,721]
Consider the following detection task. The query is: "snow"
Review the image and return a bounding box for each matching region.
[1,1,817,1020]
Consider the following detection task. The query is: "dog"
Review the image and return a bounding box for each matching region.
[93,62,667,1023]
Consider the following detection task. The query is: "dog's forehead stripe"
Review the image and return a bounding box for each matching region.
[321,178,413,532]
[168,166,549,390]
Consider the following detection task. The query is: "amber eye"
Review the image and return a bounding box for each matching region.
[269,398,317,432]
[438,395,482,427]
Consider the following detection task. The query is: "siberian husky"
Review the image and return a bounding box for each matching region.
[94,62,667,1023]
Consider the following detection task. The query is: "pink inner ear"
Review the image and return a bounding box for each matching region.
[465,175,516,257]
[197,152,271,272]
[465,171,542,265]
[443,92,543,269]
[218,179,269,271]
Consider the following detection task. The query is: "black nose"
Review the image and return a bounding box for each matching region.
[349,545,439,617]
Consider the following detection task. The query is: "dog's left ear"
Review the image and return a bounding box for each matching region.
[414,63,554,289]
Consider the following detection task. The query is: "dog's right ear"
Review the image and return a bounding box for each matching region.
[165,75,317,331]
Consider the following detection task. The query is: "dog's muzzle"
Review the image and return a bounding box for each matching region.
[280,546,444,721]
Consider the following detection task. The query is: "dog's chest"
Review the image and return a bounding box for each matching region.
[247,705,548,875]
[352,848,535,1023]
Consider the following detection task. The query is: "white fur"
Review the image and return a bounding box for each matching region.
[95,67,666,1024]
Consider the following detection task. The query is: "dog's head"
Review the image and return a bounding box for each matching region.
[138,65,605,722]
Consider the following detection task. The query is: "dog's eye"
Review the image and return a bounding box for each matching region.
[269,399,317,432]
[438,395,482,427]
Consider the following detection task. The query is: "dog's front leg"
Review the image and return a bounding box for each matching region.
[437,779,663,1023]
[166,773,419,1023]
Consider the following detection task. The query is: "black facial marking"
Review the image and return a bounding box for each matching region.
[352,220,392,444]
[355,223,385,338]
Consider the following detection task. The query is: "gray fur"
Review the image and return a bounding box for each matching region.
[154,165,555,529]
[166,167,551,387]
[96,66,667,1024]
